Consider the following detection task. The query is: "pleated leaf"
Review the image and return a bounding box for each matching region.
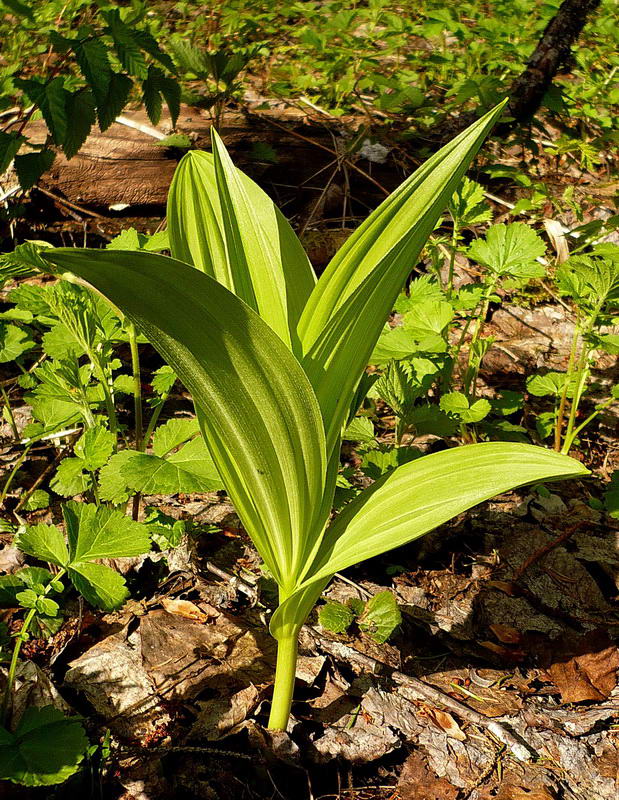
[43,249,327,590]
[168,137,315,351]
[299,103,506,452]
[271,442,588,637]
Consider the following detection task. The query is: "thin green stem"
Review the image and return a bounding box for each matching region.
[463,281,495,399]
[561,395,617,454]
[267,629,299,730]
[0,444,32,507]
[128,324,143,451]
[1,567,66,723]
[90,354,118,443]
[1,386,19,441]
[554,323,581,452]
[446,225,459,299]
[143,393,169,449]
[561,343,592,453]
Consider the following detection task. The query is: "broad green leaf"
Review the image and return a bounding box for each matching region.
[68,561,129,611]
[43,249,327,590]
[361,445,422,480]
[0,706,87,787]
[0,131,25,173]
[403,300,454,337]
[526,371,574,397]
[14,150,55,191]
[468,223,545,277]
[318,601,354,634]
[358,591,401,643]
[342,416,375,443]
[152,417,199,456]
[62,501,151,561]
[298,103,506,453]
[15,524,69,567]
[272,443,588,637]
[119,436,222,495]
[0,575,23,606]
[50,458,91,497]
[440,392,491,423]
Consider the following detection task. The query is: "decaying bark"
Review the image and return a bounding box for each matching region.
[507,0,601,123]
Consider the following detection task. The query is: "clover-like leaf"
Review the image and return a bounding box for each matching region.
[468,223,545,277]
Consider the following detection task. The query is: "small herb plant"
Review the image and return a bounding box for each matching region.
[41,103,587,730]
[319,590,402,644]
[527,250,619,453]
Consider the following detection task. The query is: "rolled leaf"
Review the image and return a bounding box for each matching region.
[43,249,327,590]
[271,442,588,636]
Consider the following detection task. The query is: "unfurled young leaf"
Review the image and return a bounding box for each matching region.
[358,591,402,643]
[468,223,546,278]
[0,706,88,786]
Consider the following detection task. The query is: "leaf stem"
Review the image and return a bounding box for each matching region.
[554,323,581,451]
[267,629,299,730]
[0,444,32,508]
[128,324,143,451]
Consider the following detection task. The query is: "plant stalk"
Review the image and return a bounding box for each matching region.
[554,323,581,451]
[267,629,299,730]
[128,324,143,451]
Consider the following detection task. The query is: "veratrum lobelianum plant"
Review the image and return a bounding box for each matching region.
[42,102,588,730]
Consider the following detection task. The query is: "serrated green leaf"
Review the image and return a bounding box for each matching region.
[62,501,151,561]
[0,322,35,362]
[361,445,422,480]
[14,150,55,191]
[0,131,25,173]
[342,416,375,442]
[440,391,491,423]
[0,705,87,786]
[152,417,199,456]
[15,77,68,145]
[151,365,176,395]
[96,72,132,132]
[0,575,23,606]
[318,600,355,634]
[448,176,492,227]
[97,449,137,504]
[67,561,129,611]
[526,372,572,397]
[154,133,192,149]
[21,489,50,511]
[468,223,545,277]
[15,589,38,609]
[74,37,111,108]
[358,591,401,643]
[15,524,69,567]
[74,425,115,471]
[50,458,91,498]
[62,89,96,159]
[104,9,148,79]
[406,404,457,437]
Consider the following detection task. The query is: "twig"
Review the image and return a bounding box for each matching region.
[303,625,534,762]
[35,186,107,220]
[204,561,256,599]
[512,520,588,581]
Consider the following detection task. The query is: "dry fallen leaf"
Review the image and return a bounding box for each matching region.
[546,630,619,703]
[422,706,466,741]
[161,597,218,623]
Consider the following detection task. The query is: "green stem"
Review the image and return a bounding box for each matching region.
[267,629,299,730]
[143,393,169,449]
[561,396,616,454]
[1,568,66,724]
[0,444,32,507]
[464,282,495,398]
[90,355,118,444]
[561,344,592,453]
[554,323,581,451]
[128,324,143,451]
[1,386,19,441]
[447,225,459,299]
